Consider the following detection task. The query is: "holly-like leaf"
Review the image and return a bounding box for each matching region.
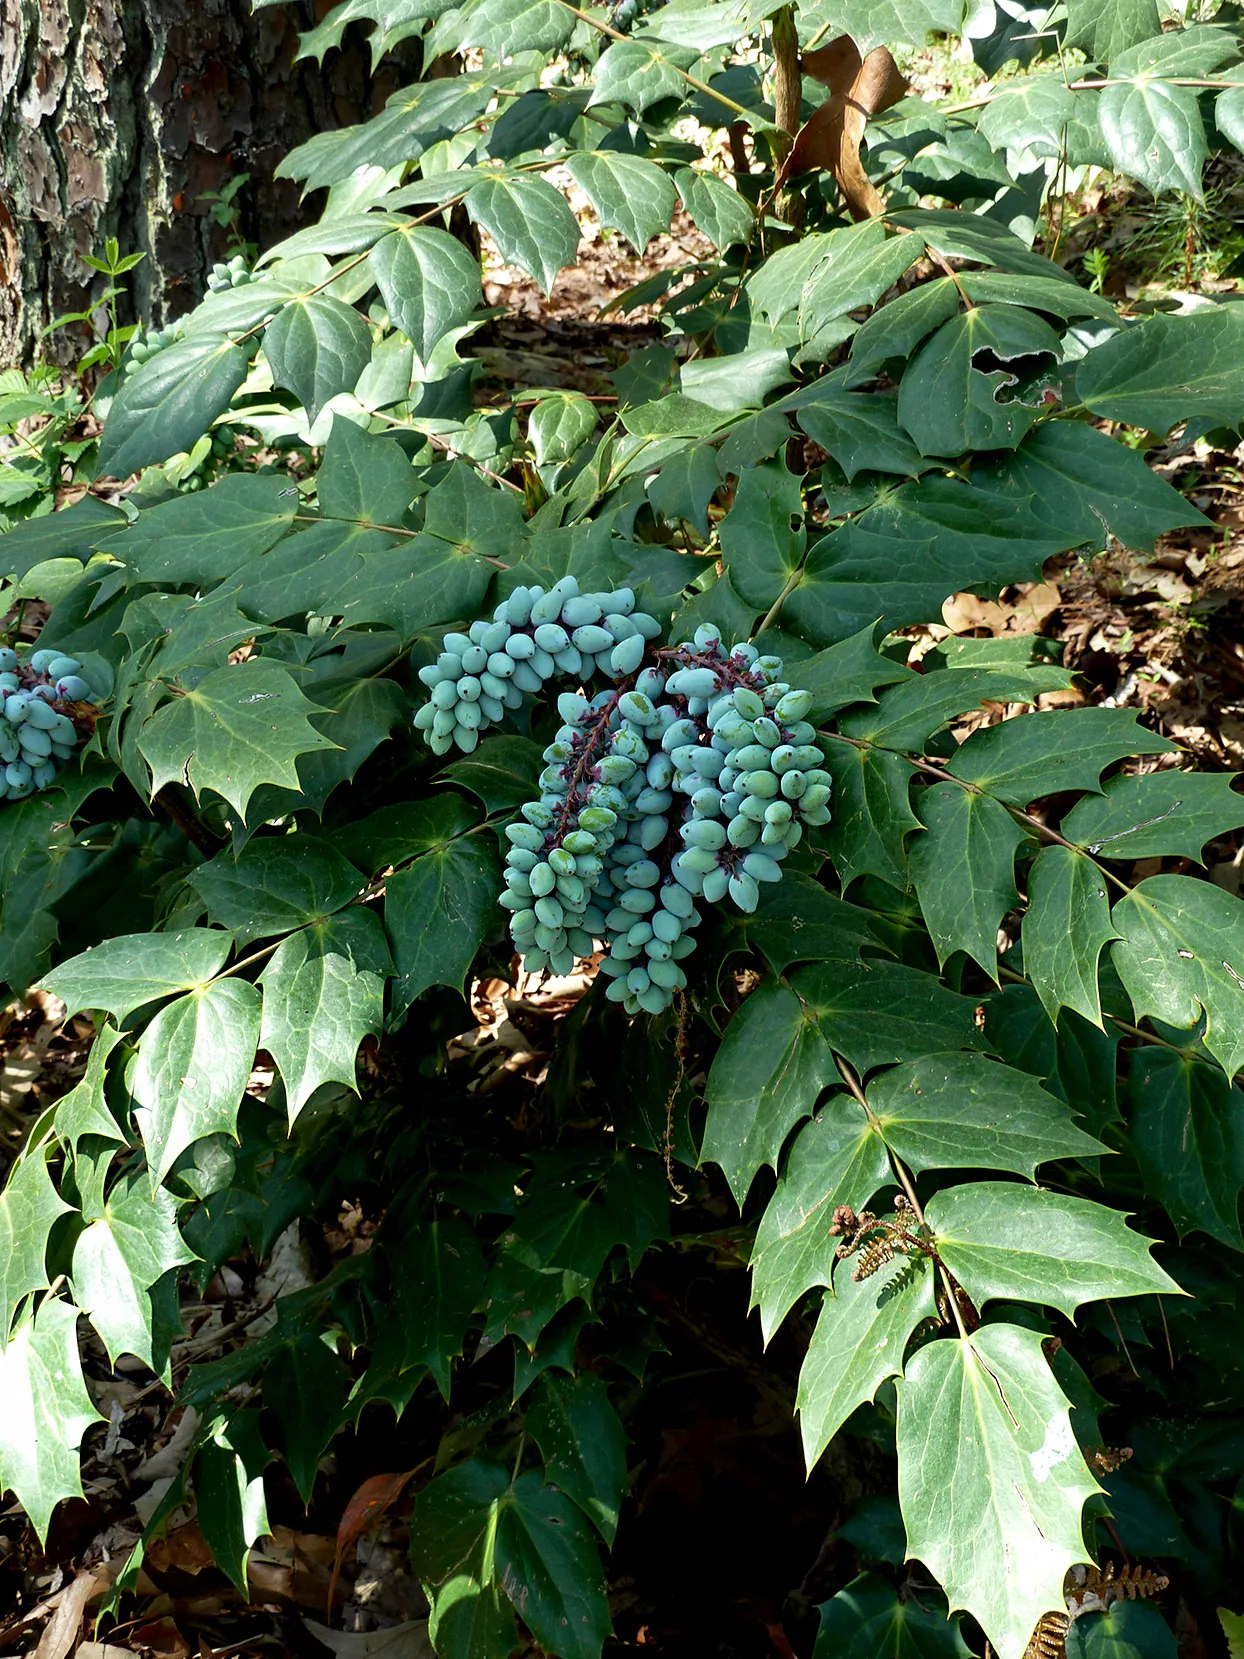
[410,1462,610,1659]
[54,1022,128,1154]
[1099,76,1206,198]
[528,393,598,468]
[590,38,698,116]
[194,1411,271,1594]
[734,874,883,978]
[910,783,1027,976]
[797,227,923,358]
[0,1298,104,1542]
[674,166,755,250]
[385,822,500,1016]
[465,175,580,294]
[701,978,836,1206]
[375,1214,487,1401]
[564,152,676,253]
[1063,769,1244,864]
[1064,0,1160,63]
[0,493,128,578]
[866,1052,1104,1178]
[845,277,959,387]
[795,390,925,482]
[928,1182,1181,1319]
[42,928,234,1022]
[1076,306,1244,434]
[648,446,722,537]
[98,334,248,478]
[263,1333,351,1505]
[260,910,391,1124]
[799,0,963,52]
[528,1372,628,1543]
[0,1147,72,1341]
[785,623,913,723]
[946,708,1175,808]
[131,979,262,1185]
[1111,874,1244,1078]
[1127,1046,1244,1249]
[821,741,921,890]
[441,735,543,817]
[105,474,297,585]
[798,1253,937,1469]
[72,1174,195,1372]
[447,0,575,59]
[189,837,363,947]
[138,659,338,819]
[1024,845,1118,1027]
[813,1571,971,1659]
[370,224,482,362]
[1066,1603,1178,1659]
[316,417,420,526]
[841,665,1071,751]
[262,295,372,424]
[896,1323,1099,1659]
[897,305,1062,457]
[794,959,983,1075]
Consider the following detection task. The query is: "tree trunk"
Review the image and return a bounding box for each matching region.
[0,0,418,365]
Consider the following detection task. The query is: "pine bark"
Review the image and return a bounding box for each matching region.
[0,0,415,365]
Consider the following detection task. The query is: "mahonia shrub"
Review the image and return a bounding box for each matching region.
[3,0,1244,1655]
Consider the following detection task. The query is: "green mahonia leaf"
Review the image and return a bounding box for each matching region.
[1024,845,1118,1027]
[734,874,883,977]
[264,1334,351,1505]
[845,278,959,387]
[1067,1605,1179,1659]
[798,1253,937,1469]
[370,224,482,362]
[441,735,543,816]
[799,0,964,53]
[841,665,1071,751]
[701,977,836,1206]
[795,390,925,482]
[410,1462,610,1659]
[0,1147,72,1341]
[278,74,496,190]
[72,1174,195,1372]
[447,0,575,60]
[385,820,500,1016]
[928,1182,1181,1318]
[98,334,248,478]
[259,910,391,1124]
[262,295,372,424]
[1063,769,1244,863]
[719,463,806,612]
[564,152,676,253]
[750,1097,890,1343]
[866,1053,1104,1178]
[910,783,1027,975]
[1099,76,1206,198]
[946,707,1175,807]
[105,474,297,585]
[1111,874,1244,1078]
[674,166,754,250]
[1064,0,1160,62]
[42,928,234,1022]
[813,1572,971,1659]
[647,446,722,536]
[194,1410,271,1593]
[681,346,792,415]
[955,273,1116,323]
[528,393,598,467]
[0,493,128,577]
[138,659,338,819]
[1127,1047,1244,1249]
[897,305,1062,457]
[821,742,920,889]
[795,959,983,1077]
[54,1022,128,1154]
[528,1372,628,1543]
[888,207,1078,282]
[131,979,262,1185]
[590,38,698,116]
[338,792,481,874]
[784,623,913,723]
[373,1213,487,1401]
[189,837,363,947]
[316,416,420,526]
[465,175,580,294]
[797,226,923,359]
[1077,307,1244,434]
[896,1323,1099,1659]
[0,1298,104,1542]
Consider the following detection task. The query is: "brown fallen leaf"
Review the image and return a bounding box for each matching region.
[32,1569,98,1659]
[780,37,909,220]
[327,1468,423,1617]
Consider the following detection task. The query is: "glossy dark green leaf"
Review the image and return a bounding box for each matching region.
[956,272,1116,322]
[528,1371,627,1543]
[1099,76,1206,198]
[441,735,543,816]
[1127,1046,1244,1249]
[648,446,721,536]
[929,1182,1181,1318]
[813,1571,970,1659]
[795,959,982,1076]
[796,391,925,482]
[749,1097,890,1343]
[72,1173,195,1372]
[528,393,597,467]
[799,1254,937,1469]
[797,226,923,357]
[1065,1602,1178,1659]
[1077,307,1244,434]
[42,927,234,1022]
[821,740,920,889]
[785,623,913,722]
[189,837,362,946]
[0,493,128,577]
[1111,874,1244,1078]
[337,792,481,874]
[262,295,372,423]
[385,825,500,1014]
[842,664,1071,751]
[845,278,959,387]
[138,659,338,819]
[946,707,1175,807]
[702,977,835,1205]
[889,207,1079,282]
[54,1023,128,1153]
[380,1213,487,1400]
[0,1298,104,1542]
[910,783,1026,975]
[866,1052,1104,1178]
[0,1147,71,1340]
[260,910,391,1124]
[1024,845,1117,1027]
[718,458,805,610]
[316,416,420,526]
[1063,769,1244,863]
[590,38,698,115]
[565,152,676,253]
[131,979,262,1185]
[465,175,580,294]
[98,334,248,478]
[897,1324,1100,1659]
[735,874,883,977]
[681,345,792,415]
[897,305,1061,457]
[264,1333,351,1505]
[104,474,297,585]
[194,1410,271,1593]
[370,224,482,362]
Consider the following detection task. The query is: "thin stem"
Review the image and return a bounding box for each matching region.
[552,0,757,121]
[942,73,1244,117]
[752,566,804,639]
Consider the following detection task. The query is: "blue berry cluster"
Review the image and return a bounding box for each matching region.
[414,578,662,756]
[413,588,832,1016]
[0,645,97,802]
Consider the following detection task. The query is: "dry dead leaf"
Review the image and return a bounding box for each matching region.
[780,37,908,219]
[32,1570,98,1659]
[301,1619,434,1658]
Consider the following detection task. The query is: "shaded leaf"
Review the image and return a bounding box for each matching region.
[195,1410,271,1594]
[528,1371,627,1543]
[316,417,420,526]
[821,740,920,889]
[1127,1046,1244,1249]
[105,474,297,585]
[265,1334,352,1505]
[897,305,1061,457]
[813,1571,971,1659]
[385,825,500,1015]
[1077,307,1244,434]
[189,837,363,947]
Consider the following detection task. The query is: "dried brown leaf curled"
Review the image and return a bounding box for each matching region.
[781,37,909,220]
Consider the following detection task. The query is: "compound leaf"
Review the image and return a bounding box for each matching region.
[189,837,363,946]
[796,959,982,1077]
[385,824,500,1015]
